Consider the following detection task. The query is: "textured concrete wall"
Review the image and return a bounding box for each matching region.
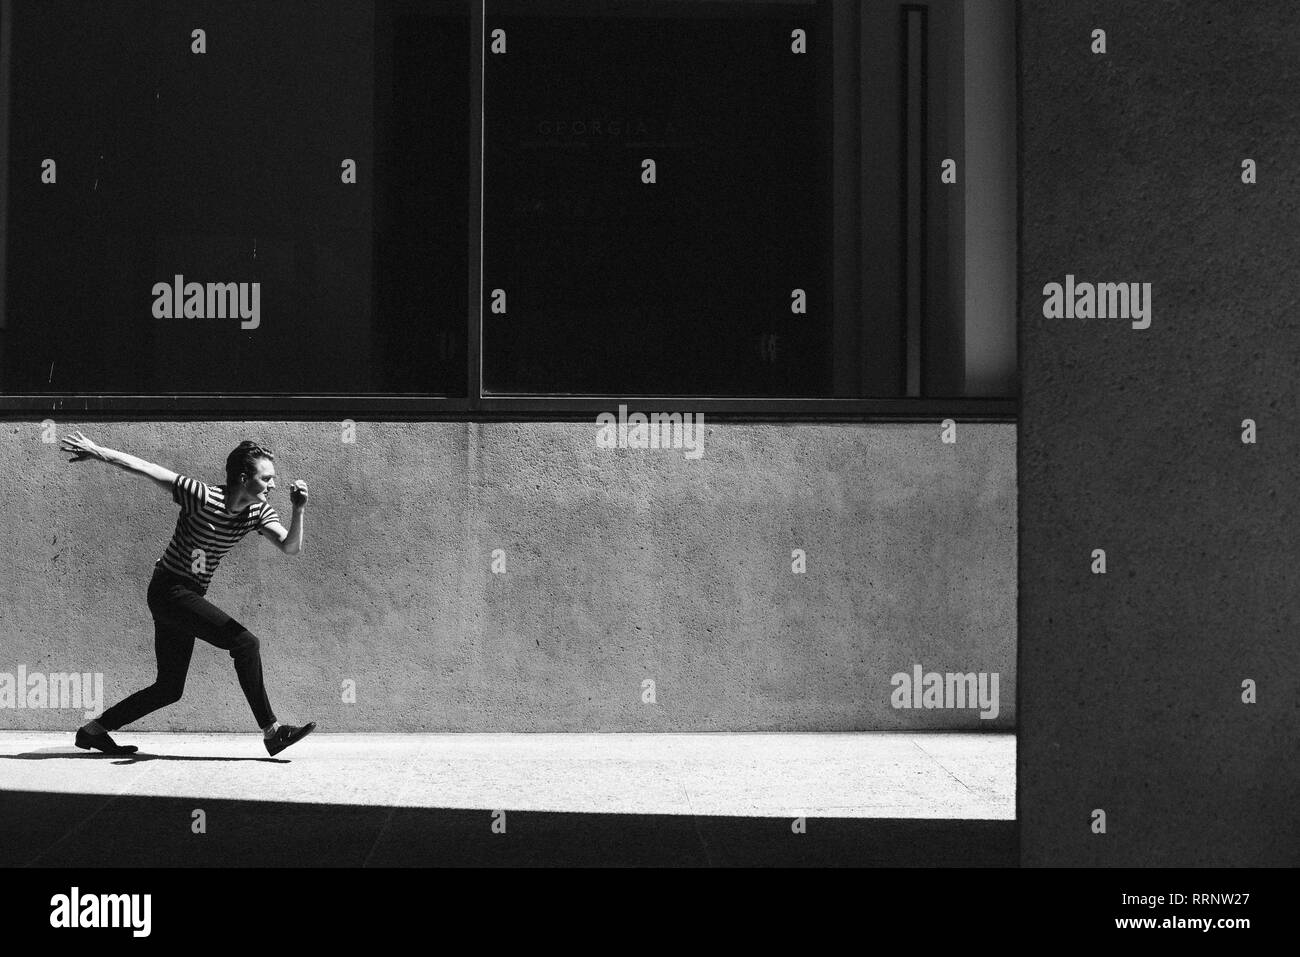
[1,421,1015,731]
[1020,1,1299,865]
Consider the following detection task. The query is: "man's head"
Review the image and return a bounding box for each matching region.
[225,441,276,506]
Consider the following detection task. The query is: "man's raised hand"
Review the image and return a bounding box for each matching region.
[60,431,103,463]
[289,480,309,506]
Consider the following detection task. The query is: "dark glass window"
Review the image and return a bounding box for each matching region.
[0,0,1017,415]
[482,1,834,396]
[0,0,469,395]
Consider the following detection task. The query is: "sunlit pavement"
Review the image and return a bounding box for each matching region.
[0,732,1015,866]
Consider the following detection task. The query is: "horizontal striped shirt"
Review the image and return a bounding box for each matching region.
[158,475,282,591]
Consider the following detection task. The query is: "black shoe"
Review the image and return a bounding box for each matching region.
[265,721,316,756]
[75,727,139,755]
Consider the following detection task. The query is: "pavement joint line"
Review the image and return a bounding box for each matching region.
[361,805,398,869]
[908,737,975,795]
[358,746,424,866]
[21,748,161,868]
[675,771,715,866]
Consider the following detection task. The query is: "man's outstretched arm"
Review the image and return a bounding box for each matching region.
[60,430,179,492]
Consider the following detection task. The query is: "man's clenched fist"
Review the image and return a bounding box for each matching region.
[289,480,309,506]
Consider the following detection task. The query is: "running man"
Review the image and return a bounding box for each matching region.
[59,431,317,757]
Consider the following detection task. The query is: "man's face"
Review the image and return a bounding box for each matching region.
[242,458,276,503]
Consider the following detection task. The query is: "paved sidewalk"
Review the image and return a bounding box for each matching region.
[0,732,1015,866]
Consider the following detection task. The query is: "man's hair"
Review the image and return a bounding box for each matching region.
[225,441,274,487]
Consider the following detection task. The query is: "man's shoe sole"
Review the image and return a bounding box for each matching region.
[75,731,139,755]
[266,721,316,756]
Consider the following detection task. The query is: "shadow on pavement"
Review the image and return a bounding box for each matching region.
[0,789,1016,867]
[1,750,287,764]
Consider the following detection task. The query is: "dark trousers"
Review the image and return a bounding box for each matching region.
[98,566,277,731]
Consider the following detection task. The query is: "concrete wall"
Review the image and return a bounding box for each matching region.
[1,421,1015,731]
[1019,0,1299,865]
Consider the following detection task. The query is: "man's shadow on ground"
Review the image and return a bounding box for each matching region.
[1,750,289,764]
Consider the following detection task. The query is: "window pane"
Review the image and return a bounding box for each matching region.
[483,0,833,396]
[0,0,469,395]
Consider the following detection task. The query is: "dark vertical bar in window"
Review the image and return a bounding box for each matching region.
[902,6,925,398]
[831,0,861,397]
[468,0,484,407]
[373,4,394,389]
[964,0,1016,396]
[860,0,902,397]
[926,0,965,398]
[0,0,10,354]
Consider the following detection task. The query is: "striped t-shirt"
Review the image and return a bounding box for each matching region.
[157,475,282,591]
